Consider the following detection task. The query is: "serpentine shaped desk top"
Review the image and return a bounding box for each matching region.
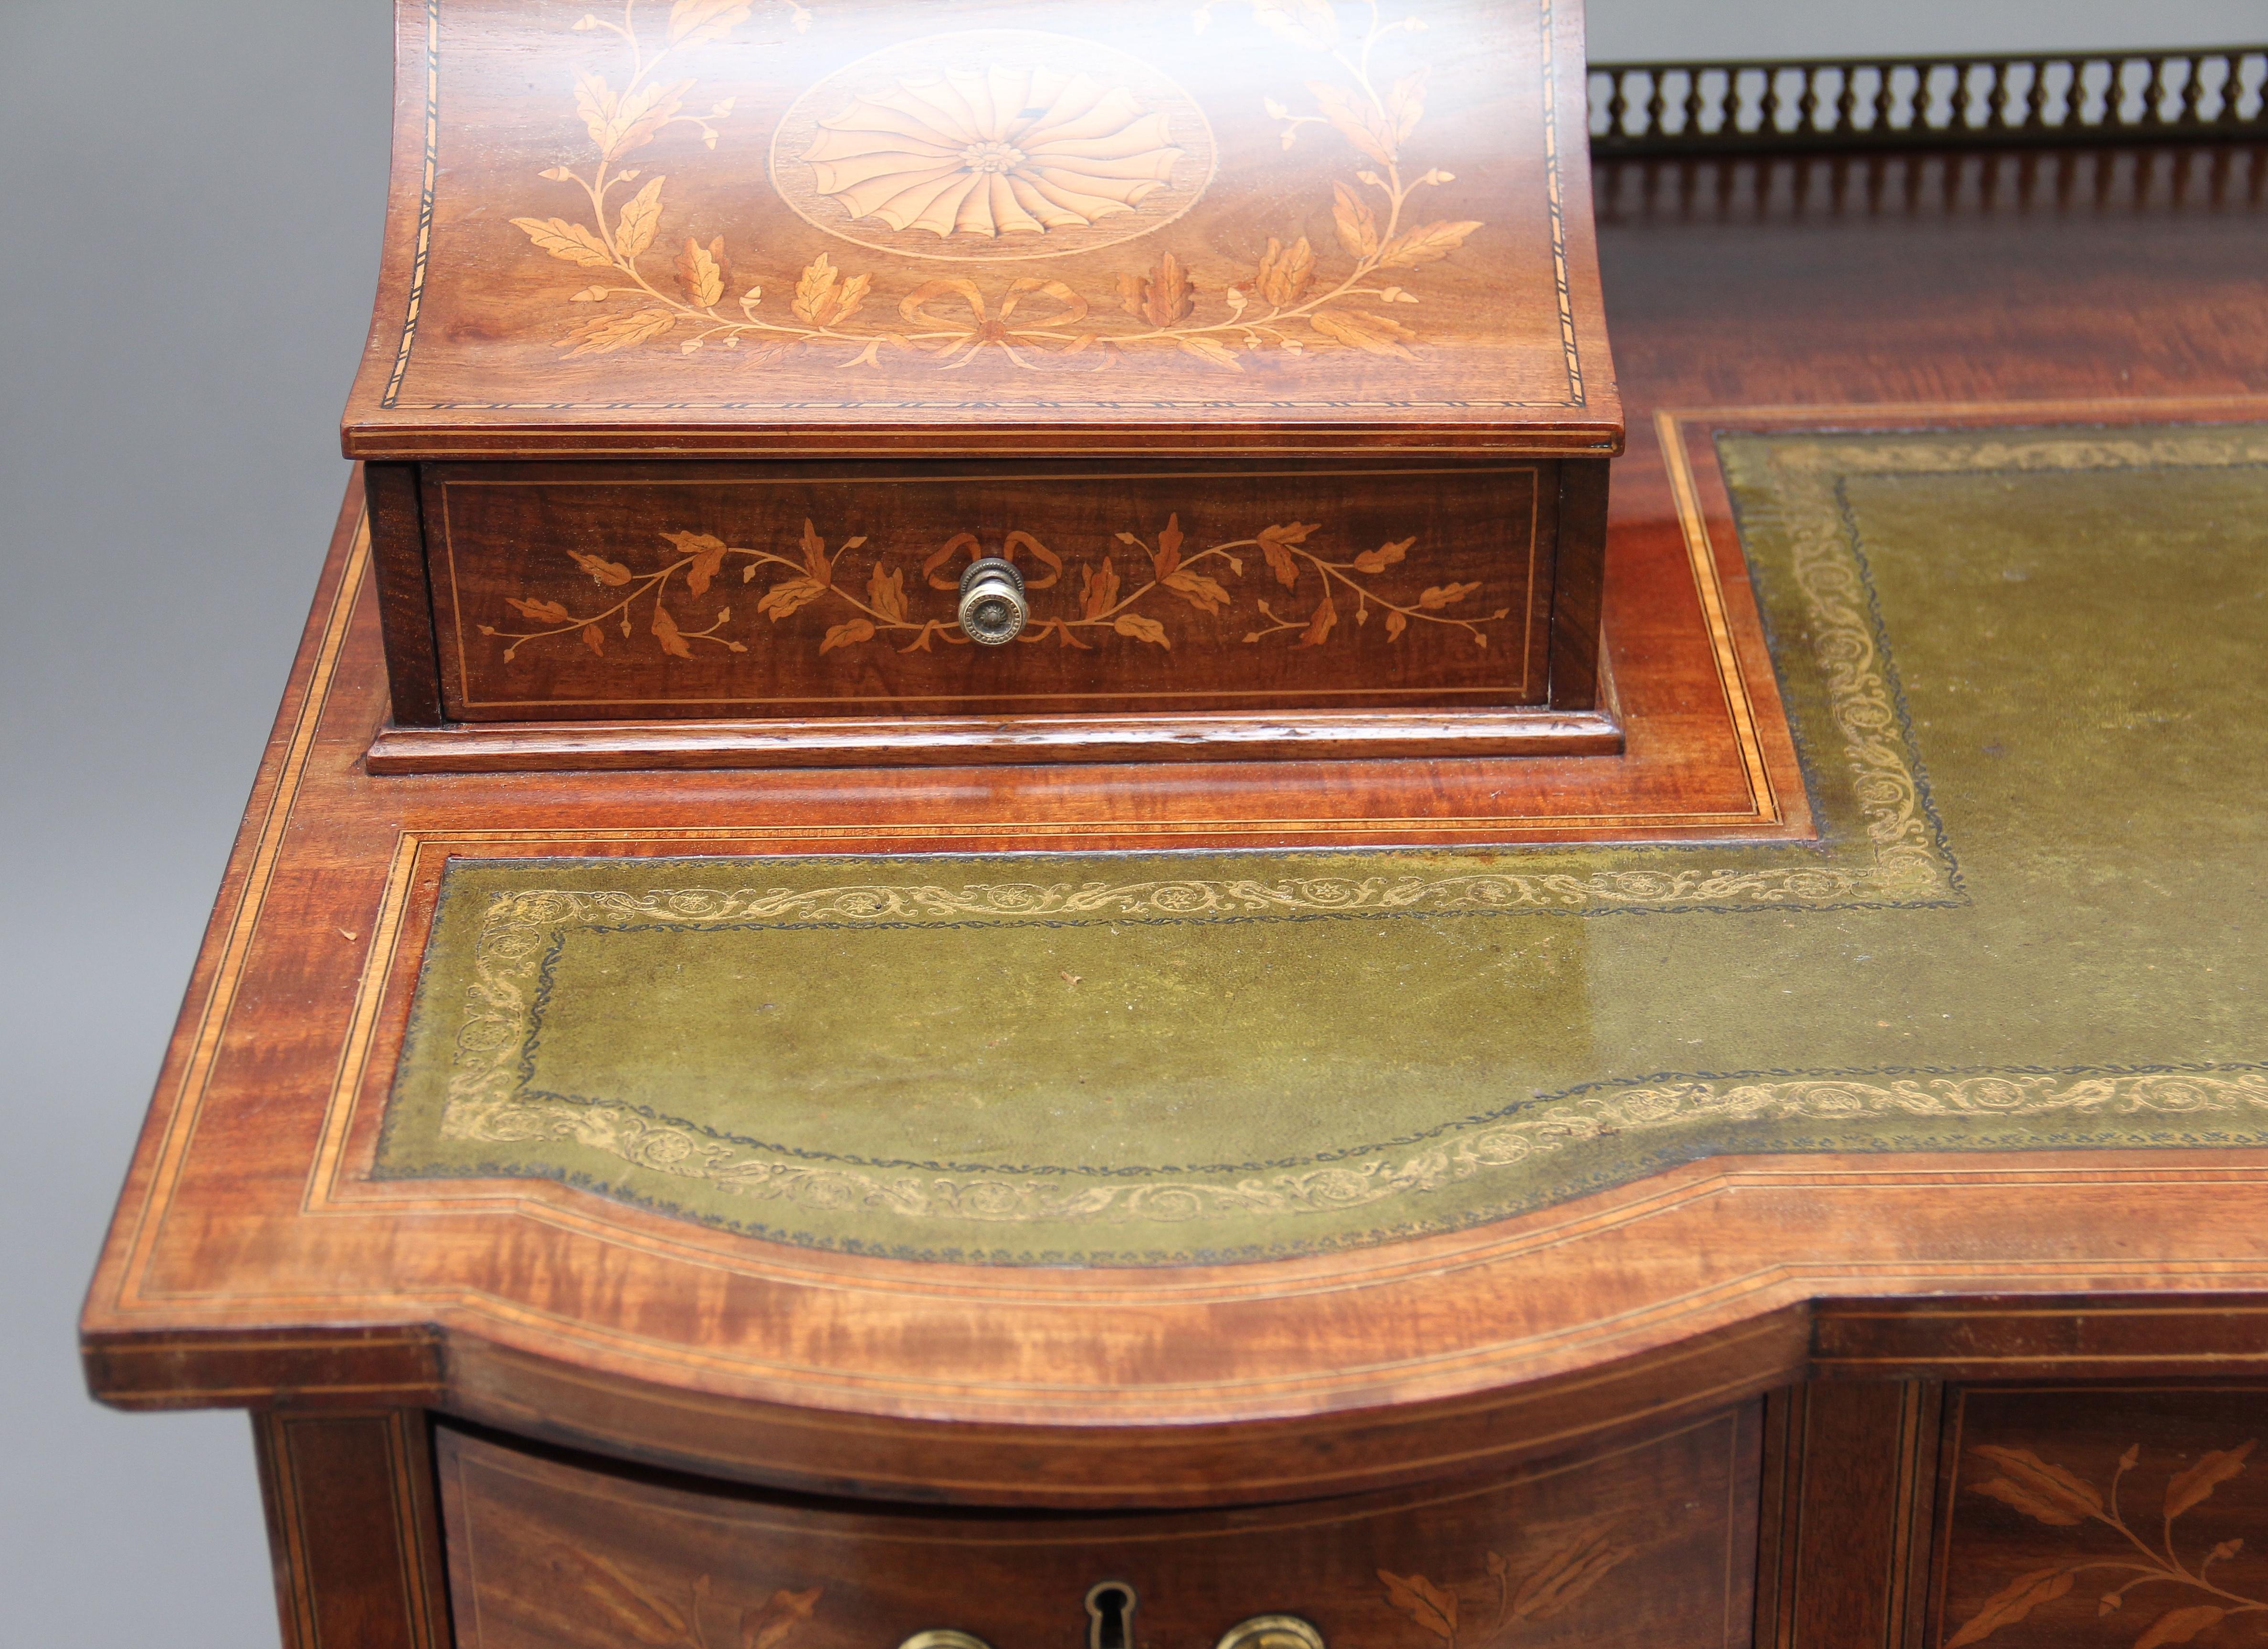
[375,424,2268,1263]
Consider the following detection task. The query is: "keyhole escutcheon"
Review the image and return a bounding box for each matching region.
[1086,1581,1138,1649]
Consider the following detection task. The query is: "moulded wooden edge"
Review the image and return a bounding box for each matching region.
[87,1307,1807,1510]
[81,1288,2268,1510]
[338,422,1631,462]
[363,706,1625,773]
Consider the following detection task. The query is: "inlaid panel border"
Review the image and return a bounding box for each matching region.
[379,0,441,408]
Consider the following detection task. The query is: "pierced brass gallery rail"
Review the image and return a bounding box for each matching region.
[1591,45,2268,155]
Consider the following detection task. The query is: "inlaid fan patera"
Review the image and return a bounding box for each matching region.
[800,64,1184,239]
[771,31,1219,261]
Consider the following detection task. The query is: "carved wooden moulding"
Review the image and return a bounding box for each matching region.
[344,0,1622,770]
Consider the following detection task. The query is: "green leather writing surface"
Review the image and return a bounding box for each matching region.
[378,425,2268,1263]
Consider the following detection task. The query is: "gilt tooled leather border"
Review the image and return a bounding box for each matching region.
[369,427,1986,1259]
[392,1059,2268,1262]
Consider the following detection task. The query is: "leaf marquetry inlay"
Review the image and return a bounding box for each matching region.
[481,511,1510,663]
[1951,1440,2265,1649]
[509,0,1482,371]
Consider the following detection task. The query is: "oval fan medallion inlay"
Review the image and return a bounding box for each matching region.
[771,31,1217,262]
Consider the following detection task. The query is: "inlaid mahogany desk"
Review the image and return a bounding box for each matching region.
[81,33,2268,1649]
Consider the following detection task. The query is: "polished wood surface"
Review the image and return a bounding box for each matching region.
[254,1410,451,1649]
[439,1407,1757,1649]
[1927,1386,2268,1649]
[339,0,1618,459]
[1755,1382,1942,1649]
[366,462,445,728]
[83,143,2268,1522]
[1592,147,2268,409]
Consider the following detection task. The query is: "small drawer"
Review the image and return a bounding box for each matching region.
[417,459,1560,723]
[436,1406,1758,1649]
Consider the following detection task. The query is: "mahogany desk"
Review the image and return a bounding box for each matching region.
[84,141,2268,1649]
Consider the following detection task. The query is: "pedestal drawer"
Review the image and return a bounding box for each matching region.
[1930,1385,2268,1649]
[436,1406,1760,1649]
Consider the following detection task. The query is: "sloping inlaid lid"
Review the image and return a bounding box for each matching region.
[342,0,1619,458]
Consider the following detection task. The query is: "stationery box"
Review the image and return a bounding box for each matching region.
[342,0,1622,767]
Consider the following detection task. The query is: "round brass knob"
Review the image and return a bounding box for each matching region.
[959,557,1028,645]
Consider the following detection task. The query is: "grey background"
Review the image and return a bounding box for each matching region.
[0,1,2257,1642]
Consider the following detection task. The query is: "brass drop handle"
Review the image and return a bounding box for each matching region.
[959,557,1028,645]
[1214,1617,1326,1649]
[897,1633,993,1649]
[892,1597,1323,1649]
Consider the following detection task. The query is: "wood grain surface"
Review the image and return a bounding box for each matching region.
[339,0,1620,459]
[436,1407,1758,1649]
[1927,1385,2268,1649]
[254,1410,451,1649]
[1755,1382,1942,1649]
[82,140,2268,1508]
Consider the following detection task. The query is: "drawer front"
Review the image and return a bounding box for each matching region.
[437,1406,1758,1649]
[422,462,1555,721]
[1930,1386,2268,1649]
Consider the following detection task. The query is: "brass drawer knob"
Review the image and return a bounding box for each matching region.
[959,557,1028,645]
